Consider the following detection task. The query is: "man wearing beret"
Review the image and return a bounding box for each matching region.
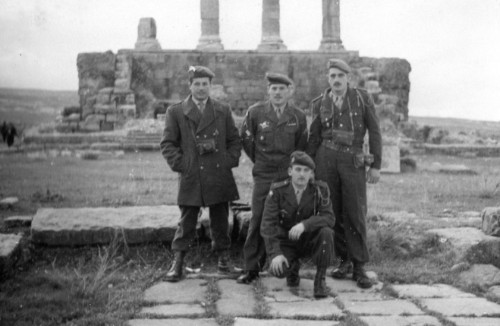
[238,72,308,284]
[160,65,242,282]
[307,59,382,289]
[260,151,335,298]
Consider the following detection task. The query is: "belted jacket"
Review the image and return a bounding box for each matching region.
[260,178,335,260]
[160,95,241,206]
[241,101,307,170]
[307,87,382,169]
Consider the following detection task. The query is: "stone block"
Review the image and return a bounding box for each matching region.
[263,278,320,302]
[359,316,441,326]
[0,233,23,277]
[448,317,500,326]
[96,87,114,104]
[138,303,205,318]
[0,197,19,209]
[487,285,500,301]
[459,264,500,289]
[31,206,180,245]
[424,162,477,175]
[4,215,33,228]
[118,105,137,118]
[482,207,500,236]
[143,279,207,304]
[343,299,424,315]
[392,284,475,299]
[267,300,343,319]
[420,297,500,316]
[234,319,338,326]
[381,144,400,173]
[127,318,218,326]
[115,78,131,90]
[90,142,123,151]
[216,280,256,316]
[94,104,116,115]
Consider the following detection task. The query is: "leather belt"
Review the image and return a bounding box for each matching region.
[322,139,361,154]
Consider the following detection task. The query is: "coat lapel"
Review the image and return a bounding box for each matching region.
[278,104,294,126]
[265,102,279,125]
[182,96,201,124]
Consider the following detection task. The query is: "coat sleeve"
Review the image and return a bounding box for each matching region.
[302,183,335,232]
[260,191,284,260]
[160,106,184,173]
[240,109,256,163]
[363,92,382,169]
[225,108,242,168]
[295,111,308,152]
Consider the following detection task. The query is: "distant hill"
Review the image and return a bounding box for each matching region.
[0,88,78,127]
[410,115,500,139]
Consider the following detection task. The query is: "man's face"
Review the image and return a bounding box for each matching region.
[190,77,211,101]
[288,164,314,188]
[267,83,291,107]
[328,67,348,94]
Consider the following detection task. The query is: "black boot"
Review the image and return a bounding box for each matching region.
[217,250,231,273]
[352,263,372,289]
[165,251,185,282]
[236,271,259,284]
[286,260,301,287]
[314,267,329,298]
[331,259,353,279]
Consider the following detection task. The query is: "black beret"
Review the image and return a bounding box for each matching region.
[188,65,215,79]
[265,72,293,86]
[289,151,315,170]
[327,59,351,74]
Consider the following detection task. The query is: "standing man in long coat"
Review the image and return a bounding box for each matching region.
[307,59,382,289]
[237,73,308,284]
[160,66,242,282]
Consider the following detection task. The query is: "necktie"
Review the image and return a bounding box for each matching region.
[276,107,282,119]
[198,101,205,113]
[296,189,303,204]
[334,96,342,108]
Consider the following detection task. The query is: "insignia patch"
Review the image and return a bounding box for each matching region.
[245,130,251,136]
[259,121,270,129]
[269,190,273,196]
[286,121,297,126]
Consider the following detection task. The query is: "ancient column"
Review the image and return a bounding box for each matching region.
[257,0,287,51]
[135,18,162,51]
[197,0,224,51]
[319,0,344,51]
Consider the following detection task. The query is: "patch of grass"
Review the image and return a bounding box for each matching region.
[253,278,270,317]
[80,151,99,160]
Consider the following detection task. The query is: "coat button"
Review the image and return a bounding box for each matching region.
[200,166,204,170]
[216,164,219,168]
[340,123,343,127]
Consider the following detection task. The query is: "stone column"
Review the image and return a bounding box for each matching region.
[197,0,224,51]
[135,18,162,51]
[319,0,344,51]
[257,0,287,51]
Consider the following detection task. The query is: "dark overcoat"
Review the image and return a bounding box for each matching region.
[160,95,241,206]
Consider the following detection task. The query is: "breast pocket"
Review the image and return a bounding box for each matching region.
[257,128,274,150]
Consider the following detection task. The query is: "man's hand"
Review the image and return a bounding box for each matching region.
[270,255,289,277]
[367,168,380,184]
[288,223,305,241]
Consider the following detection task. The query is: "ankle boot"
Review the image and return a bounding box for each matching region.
[314,267,329,298]
[330,259,353,279]
[165,251,185,282]
[286,260,301,287]
[217,250,230,273]
[236,271,259,284]
[352,262,372,289]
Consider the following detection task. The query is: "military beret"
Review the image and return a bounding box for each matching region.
[327,58,351,74]
[265,72,293,86]
[188,65,215,80]
[289,151,315,170]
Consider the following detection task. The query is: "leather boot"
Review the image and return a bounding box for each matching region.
[286,260,301,287]
[352,263,372,289]
[217,250,230,273]
[236,271,259,284]
[330,259,353,279]
[165,251,185,282]
[314,267,329,298]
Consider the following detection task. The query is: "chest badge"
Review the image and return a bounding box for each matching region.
[259,121,270,129]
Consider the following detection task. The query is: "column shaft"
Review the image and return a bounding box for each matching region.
[198,0,224,51]
[258,0,287,51]
[319,0,344,51]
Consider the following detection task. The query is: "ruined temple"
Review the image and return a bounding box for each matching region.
[75,0,411,132]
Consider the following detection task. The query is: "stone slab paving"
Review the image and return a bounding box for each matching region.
[342,299,425,315]
[216,279,256,316]
[127,318,218,326]
[0,233,23,275]
[138,303,205,317]
[143,279,207,304]
[448,317,500,326]
[233,318,339,326]
[358,315,442,326]
[4,215,33,228]
[420,297,500,317]
[263,277,319,301]
[391,283,476,298]
[267,300,343,319]
[31,205,179,245]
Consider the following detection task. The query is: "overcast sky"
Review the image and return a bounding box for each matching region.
[1,0,499,120]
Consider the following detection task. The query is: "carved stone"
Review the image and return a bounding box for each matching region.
[135,18,162,51]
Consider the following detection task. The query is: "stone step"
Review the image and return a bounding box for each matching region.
[0,233,23,277]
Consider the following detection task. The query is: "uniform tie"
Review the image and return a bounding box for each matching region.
[334,96,343,108]
[275,107,282,119]
[198,101,205,113]
[295,189,304,204]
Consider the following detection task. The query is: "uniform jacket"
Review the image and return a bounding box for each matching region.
[160,95,241,206]
[241,101,307,170]
[260,179,335,260]
[307,87,382,169]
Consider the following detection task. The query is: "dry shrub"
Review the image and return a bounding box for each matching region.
[80,151,99,160]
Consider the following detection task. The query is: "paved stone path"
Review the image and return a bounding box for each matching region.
[126,272,500,326]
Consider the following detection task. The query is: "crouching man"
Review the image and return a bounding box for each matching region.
[260,151,335,298]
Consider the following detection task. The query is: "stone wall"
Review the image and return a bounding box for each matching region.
[77,49,411,120]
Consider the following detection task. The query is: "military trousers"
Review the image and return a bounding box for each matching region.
[243,164,289,272]
[314,145,369,264]
[279,227,335,269]
[171,203,231,252]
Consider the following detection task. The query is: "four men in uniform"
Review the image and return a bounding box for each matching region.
[161,58,381,291]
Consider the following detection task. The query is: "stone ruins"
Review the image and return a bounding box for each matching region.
[74,0,411,133]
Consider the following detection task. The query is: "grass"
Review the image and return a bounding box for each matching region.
[2,149,500,324]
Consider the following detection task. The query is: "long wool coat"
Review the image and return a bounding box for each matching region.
[160,95,241,206]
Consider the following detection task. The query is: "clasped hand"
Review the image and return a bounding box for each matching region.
[288,222,305,241]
